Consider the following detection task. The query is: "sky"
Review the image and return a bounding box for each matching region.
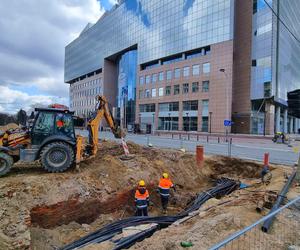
[0,0,117,114]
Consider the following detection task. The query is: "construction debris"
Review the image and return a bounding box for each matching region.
[0,141,299,250]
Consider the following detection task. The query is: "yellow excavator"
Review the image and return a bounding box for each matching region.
[0,95,124,177]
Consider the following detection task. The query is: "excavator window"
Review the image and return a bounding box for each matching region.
[33,112,55,134]
[55,113,75,138]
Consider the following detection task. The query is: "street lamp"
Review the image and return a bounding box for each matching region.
[185,112,189,131]
[209,111,212,134]
[220,68,229,140]
[152,113,155,135]
[168,112,171,131]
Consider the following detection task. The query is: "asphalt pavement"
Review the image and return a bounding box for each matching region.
[77,130,300,166]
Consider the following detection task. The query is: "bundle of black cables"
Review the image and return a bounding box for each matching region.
[61,178,240,250]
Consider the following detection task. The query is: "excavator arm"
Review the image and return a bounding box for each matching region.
[86,95,123,156]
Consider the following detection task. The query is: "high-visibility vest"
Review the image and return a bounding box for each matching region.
[135,188,149,209]
[158,178,173,197]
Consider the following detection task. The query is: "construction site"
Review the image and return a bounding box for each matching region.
[0,136,300,249]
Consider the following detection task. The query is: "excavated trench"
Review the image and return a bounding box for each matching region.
[30,185,194,229]
[26,142,264,250]
[29,184,196,249]
[30,191,132,229]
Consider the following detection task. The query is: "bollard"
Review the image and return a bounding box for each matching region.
[264,153,270,166]
[207,136,209,143]
[197,135,199,141]
[218,137,220,143]
[196,145,204,167]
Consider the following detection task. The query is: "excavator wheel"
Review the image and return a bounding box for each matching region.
[0,152,13,177]
[40,142,75,173]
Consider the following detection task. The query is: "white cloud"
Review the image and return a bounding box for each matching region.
[0,0,104,113]
[108,0,118,5]
[0,86,69,114]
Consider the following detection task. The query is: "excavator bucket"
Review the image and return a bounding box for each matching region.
[114,127,126,139]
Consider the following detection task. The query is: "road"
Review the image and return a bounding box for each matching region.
[77,130,300,166]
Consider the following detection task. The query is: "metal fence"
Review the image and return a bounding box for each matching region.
[210,196,300,250]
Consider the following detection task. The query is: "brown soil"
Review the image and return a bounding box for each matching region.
[0,140,299,250]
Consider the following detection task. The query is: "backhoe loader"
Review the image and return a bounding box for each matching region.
[0,95,124,176]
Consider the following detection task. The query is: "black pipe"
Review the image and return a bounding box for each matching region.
[261,171,296,233]
[60,178,239,250]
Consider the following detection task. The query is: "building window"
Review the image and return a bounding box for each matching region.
[202,100,209,116]
[159,72,164,81]
[192,82,199,93]
[174,68,181,79]
[202,81,209,92]
[174,84,180,95]
[182,83,189,94]
[159,87,164,97]
[166,70,172,80]
[146,75,151,84]
[257,23,272,36]
[257,56,271,67]
[203,63,210,74]
[158,117,179,131]
[183,66,189,77]
[192,64,200,76]
[183,100,198,111]
[183,117,198,131]
[140,104,155,112]
[139,90,144,99]
[165,86,171,96]
[202,117,209,132]
[264,82,271,97]
[158,102,179,112]
[152,88,157,97]
[145,89,150,98]
[152,73,157,83]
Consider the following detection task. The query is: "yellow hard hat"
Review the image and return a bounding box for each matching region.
[162,173,169,179]
[139,180,145,187]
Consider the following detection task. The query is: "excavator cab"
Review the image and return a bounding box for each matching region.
[31,108,76,145]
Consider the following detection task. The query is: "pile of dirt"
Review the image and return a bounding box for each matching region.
[204,156,265,179]
[0,140,297,250]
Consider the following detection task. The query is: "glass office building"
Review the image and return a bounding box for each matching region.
[66,0,300,134]
[250,0,300,134]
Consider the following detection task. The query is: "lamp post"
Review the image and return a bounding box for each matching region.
[209,111,212,134]
[220,68,229,141]
[186,112,189,131]
[168,112,171,131]
[152,113,155,135]
[264,111,267,136]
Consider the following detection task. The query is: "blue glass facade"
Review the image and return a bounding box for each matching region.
[251,0,300,102]
[117,50,137,126]
[276,0,300,101]
[65,0,234,82]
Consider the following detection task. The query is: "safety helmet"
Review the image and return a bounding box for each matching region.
[162,173,169,179]
[139,180,145,187]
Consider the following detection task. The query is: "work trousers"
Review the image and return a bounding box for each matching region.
[136,207,148,216]
[160,195,169,210]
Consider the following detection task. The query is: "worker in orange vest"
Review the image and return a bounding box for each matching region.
[134,180,150,216]
[158,173,176,213]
